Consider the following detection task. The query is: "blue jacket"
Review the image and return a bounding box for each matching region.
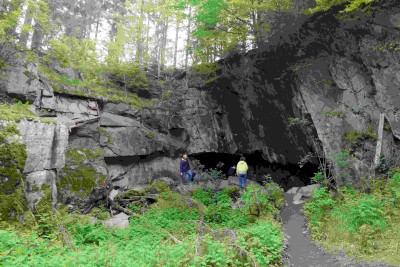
[180,159,190,173]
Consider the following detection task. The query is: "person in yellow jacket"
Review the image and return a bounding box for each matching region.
[236,156,248,191]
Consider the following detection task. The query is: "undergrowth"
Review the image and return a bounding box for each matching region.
[38,65,155,110]
[0,102,55,123]
[0,183,284,266]
[304,172,400,266]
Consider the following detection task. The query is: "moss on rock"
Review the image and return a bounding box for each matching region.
[59,147,106,197]
[116,180,171,200]
[0,123,27,193]
[0,103,55,123]
[0,123,29,222]
[65,147,103,165]
[97,127,113,144]
[60,166,105,197]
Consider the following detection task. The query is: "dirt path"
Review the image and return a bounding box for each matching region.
[280,192,395,267]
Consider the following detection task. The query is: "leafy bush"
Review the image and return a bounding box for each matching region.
[207,168,223,179]
[1,180,285,266]
[192,188,213,206]
[306,0,376,14]
[71,223,112,245]
[0,102,55,123]
[239,220,283,266]
[388,173,400,204]
[339,195,386,234]
[304,188,336,234]
[304,175,400,265]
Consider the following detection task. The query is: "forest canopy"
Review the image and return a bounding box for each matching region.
[0,0,377,76]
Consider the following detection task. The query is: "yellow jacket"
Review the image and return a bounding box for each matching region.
[236,161,248,174]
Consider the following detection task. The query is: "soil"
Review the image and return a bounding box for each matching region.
[280,192,396,267]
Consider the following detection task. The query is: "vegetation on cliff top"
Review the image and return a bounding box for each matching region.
[0,102,55,123]
[306,0,377,14]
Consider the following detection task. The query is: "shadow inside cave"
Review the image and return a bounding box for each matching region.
[190,151,318,191]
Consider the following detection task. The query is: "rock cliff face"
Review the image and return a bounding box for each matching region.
[206,0,400,185]
[2,0,400,209]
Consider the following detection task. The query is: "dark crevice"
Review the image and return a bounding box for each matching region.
[190,151,318,191]
[104,151,166,166]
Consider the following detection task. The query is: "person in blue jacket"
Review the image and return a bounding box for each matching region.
[180,153,193,184]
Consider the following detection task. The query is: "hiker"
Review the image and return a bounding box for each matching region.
[180,153,193,184]
[236,156,248,191]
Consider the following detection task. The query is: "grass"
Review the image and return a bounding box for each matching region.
[345,126,376,145]
[38,65,155,110]
[304,173,400,266]
[0,183,285,266]
[0,102,56,123]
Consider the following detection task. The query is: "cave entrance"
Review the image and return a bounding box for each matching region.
[190,151,319,191]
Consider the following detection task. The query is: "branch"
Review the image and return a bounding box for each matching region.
[166,231,182,244]
[109,199,139,217]
[228,243,258,267]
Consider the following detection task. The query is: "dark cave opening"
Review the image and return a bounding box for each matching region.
[191,151,319,191]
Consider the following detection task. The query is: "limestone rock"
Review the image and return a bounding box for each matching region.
[17,121,68,173]
[6,65,39,102]
[156,177,175,186]
[103,213,130,229]
[101,127,162,157]
[286,187,299,194]
[109,189,119,201]
[102,102,140,118]
[54,97,98,118]
[25,170,57,209]
[108,156,177,187]
[293,184,321,205]
[100,112,141,127]
[175,184,198,194]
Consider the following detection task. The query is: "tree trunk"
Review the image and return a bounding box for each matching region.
[160,19,169,71]
[31,20,43,50]
[18,1,32,48]
[144,14,150,69]
[173,19,180,69]
[185,6,191,70]
[135,0,145,66]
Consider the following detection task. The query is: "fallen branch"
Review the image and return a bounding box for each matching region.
[2,248,14,257]
[166,231,182,244]
[195,206,205,256]
[109,199,139,217]
[118,195,159,200]
[58,225,75,251]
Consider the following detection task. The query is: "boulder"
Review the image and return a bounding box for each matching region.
[217,179,229,190]
[156,177,175,186]
[103,213,130,229]
[175,184,198,194]
[286,187,299,194]
[293,184,321,205]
